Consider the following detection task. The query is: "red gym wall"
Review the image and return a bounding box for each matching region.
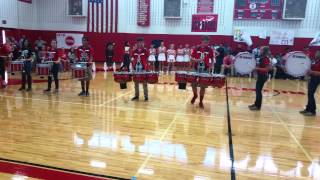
[4,28,318,62]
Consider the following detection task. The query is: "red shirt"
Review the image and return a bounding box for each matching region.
[132,48,149,70]
[258,57,270,75]
[223,55,233,65]
[0,43,12,56]
[77,46,94,62]
[311,59,320,72]
[46,47,64,61]
[191,46,214,70]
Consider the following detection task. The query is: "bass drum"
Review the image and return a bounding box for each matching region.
[283,51,311,77]
[234,52,256,75]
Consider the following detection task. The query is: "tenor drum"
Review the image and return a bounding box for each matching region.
[146,72,159,84]
[175,71,188,83]
[283,51,311,77]
[37,63,51,76]
[10,61,24,72]
[113,72,132,83]
[234,52,256,75]
[198,73,213,87]
[133,72,147,83]
[186,72,198,84]
[212,74,226,88]
[71,63,87,80]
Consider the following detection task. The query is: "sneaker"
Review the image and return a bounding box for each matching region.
[144,97,149,102]
[299,109,309,114]
[304,112,316,117]
[249,106,261,111]
[78,91,86,96]
[131,96,139,101]
[44,89,51,92]
[199,102,204,109]
[54,89,59,93]
[18,87,25,91]
[26,88,32,92]
[85,92,90,97]
[191,95,198,104]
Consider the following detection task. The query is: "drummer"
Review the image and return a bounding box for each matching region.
[77,37,94,97]
[248,46,272,111]
[131,37,149,101]
[0,37,13,88]
[191,36,214,108]
[44,39,62,93]
[18,40,34,91]
[300,50,320,116]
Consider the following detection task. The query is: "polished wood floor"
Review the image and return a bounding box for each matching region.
[0,72,320,180]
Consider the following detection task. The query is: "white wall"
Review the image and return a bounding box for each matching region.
[119,0,235,35]
[233,0,320,38]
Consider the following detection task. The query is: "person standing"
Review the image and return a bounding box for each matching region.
[157,41,166,73]
[131,37,149,101]
[0,37,13,88]
[249,46,272,111]
[119,41,131,71]
[214,44,225,74]
[300,50,320,116]
[19,40,34,91]
[105,42,114,71]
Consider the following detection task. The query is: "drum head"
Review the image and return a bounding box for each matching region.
[284,52,311,77]
[234,52,256,75]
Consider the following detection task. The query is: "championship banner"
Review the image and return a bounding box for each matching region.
[18,0,32,3]
[309,32,320,46]
[137,0,150,26]
[191,14,218,32]
[269,30,294,45]
[197,0,214,13]
[56,33,83,49]
[233,28,252,46]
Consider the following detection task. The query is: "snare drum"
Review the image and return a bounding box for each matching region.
[283,51,311,77]
[198,73,213,87]
[146,72,159,84]
[175,71,188,83]
[133,72,147,83]
[234,52,256,75]
[186,72,198,84]
[113,72,132,83]
[10,61,24,72]
[71,63,87,80]
[37,63,51,76]
[212,74,226,88]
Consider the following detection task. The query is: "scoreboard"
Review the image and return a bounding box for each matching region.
[234,0,284,20]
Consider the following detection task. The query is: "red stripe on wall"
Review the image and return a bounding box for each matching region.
[115,0,118,33]
[106,0,109,33]
[110,0,113,33]
[91,2,95,32]
[96,2,99,32]
[101,1,104,33]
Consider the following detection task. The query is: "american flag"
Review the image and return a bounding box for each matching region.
[87,0,118,33]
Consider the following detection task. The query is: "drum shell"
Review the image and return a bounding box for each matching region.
[133,72,147,83]
[114,72,132,83]
[146,72,159,84]
[198,74,213,87]
[71,64,87,79]
[37,64,51,76]
[186,72,198,84]
[10,61,24,72]
[175,71,187,83]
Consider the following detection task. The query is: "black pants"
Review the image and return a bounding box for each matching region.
[254,74,268,108]
[21,70,32,89]
[0,58,5,81]
[48,64,59,90]
[306,76,320,113]
[119,54,130,71]
[214,62,222,74]
[106,56,113,67]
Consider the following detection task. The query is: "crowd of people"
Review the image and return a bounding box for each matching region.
[1,35,320,114]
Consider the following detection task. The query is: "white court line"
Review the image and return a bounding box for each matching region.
[134,95,191,178]
[99,90,134,106]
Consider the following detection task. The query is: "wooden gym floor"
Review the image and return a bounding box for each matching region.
[0,72,319,180]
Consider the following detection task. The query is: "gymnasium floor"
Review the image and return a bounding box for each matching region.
[0,71,319,180]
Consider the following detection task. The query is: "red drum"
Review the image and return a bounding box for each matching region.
[61,60,70,72]
[71,63,87,79]
[113,72,132,83]
[175,71,187,83]
[146,72,159,84]
[10,61,24,72]
[133,72,147,83]
[186,72,198,84]
[37,63,51,76]
[198,73,213,87]
[212,74,226,88]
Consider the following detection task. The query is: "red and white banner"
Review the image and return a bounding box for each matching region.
[269,30,295,45]
[191,14,218,32]
[137,0,150,26]
[18,0,32,3]
[56,33,84,49]
[197,0,214,13]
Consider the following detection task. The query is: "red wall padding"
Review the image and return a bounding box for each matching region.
[2,28,320,62]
